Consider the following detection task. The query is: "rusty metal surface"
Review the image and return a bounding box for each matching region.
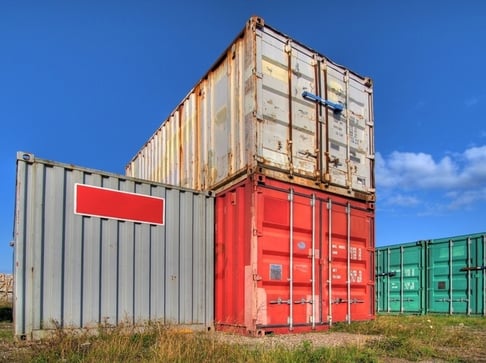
[126,16,374,200]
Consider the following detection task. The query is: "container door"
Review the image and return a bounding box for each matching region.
[257,28,318,180]
[258,186,319,329]
[427,235,486,315]
[324,199,374,323]
[467,234,486,315]
[287,42,318,179]
[317,63,374,195]
[427,238,468,314]
[375,249,389,313]
[376,244,425,314]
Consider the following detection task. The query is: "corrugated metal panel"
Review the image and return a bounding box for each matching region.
[214,176,375,335]
[13,152,214,339]
[427,234,486,315]
[375,242,426,314]
[126,16,375,202]
[375,233,486,315]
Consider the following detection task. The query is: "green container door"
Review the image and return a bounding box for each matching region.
[376,242,426,314]
[427,234,486,315]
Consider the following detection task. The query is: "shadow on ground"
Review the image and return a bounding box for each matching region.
[0,306,12,322]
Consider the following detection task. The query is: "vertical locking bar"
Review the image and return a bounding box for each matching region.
[449,239,453,315]
[314,56,322,180]
[387,248,391,313]
[483,235,486,316]
[286,40,294,176]
[346,202,351,324]
[375,250,380,312]
[327,198,333,326]
[400,245,404,313]
[467,237,471,315]
[322,60,331,184]
[311,194,316,329]
[288,188,294,330]
[344,70,351,189]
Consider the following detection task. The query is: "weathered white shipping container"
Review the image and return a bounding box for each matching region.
[13,152,214,340]
[126,16,375,201]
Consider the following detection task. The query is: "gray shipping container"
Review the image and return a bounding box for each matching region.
[13,152,214,339]
[126,16,375,202]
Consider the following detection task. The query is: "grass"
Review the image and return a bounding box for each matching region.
[1,302,486,362]
[333,314,486,362]
[2,324,375,363]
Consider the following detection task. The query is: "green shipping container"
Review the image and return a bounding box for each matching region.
[376,233,486,315]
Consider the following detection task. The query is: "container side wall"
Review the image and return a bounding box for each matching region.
[126,21,254,193]
[214,182,251,330]
[13,153,214,339]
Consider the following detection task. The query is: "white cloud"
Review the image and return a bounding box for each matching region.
[377,146,486,190]
[385,194,420,207]
[445,187,486,210]
[376,151,457,189]
[377,145,486,209]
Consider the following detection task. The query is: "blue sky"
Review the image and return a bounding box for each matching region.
[1,1,485,273]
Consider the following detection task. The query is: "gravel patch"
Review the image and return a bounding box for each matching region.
[212,330,378,349]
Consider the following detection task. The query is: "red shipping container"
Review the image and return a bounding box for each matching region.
[215,175,375,335]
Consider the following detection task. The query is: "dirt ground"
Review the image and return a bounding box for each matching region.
[213,329,378,349]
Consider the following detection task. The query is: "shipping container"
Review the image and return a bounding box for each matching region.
[215,175,375,335]
[126,16,375,202]
[13,152,214,339]
[375,233,486,315]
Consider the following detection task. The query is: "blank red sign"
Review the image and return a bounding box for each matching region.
[75,184,164,225]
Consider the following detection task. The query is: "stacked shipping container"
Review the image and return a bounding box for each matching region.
[127,16,376,334]
[376,233,486,315]
[215,176,374,334]
[125,16,375,201]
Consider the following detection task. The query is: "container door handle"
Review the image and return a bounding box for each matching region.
[302,91,344,113]
[294,298,313,304]
[376,271,396,277]
[460,266,486,272]
[332,298,364,304]
[436,298,469,302]
[270,298,291,305]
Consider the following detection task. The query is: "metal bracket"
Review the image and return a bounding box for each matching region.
[302,91,344,113]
